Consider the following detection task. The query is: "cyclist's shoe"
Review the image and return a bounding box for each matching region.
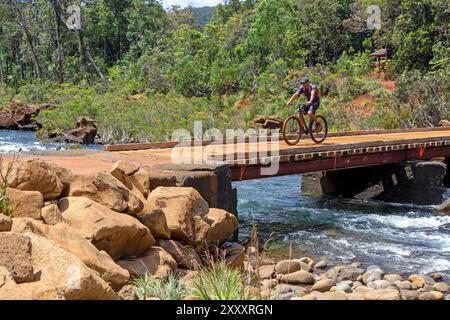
[314,122,322,132]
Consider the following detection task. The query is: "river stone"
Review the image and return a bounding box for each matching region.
[317,291,348,300]
[347,293,365,300]
[258,265,276,279]
[0,214,12,232]
[336,281,352,293]
[118,284,138,301]
[418,292,441,300]
[368,280,392,290]
[275,284,307,295]
[384,274,403,282]
[298,294,316,300]
[314,260,327,269]
[401,290,419,300]
[353,286,375,294]
[260,279,277,291]
[364,289,401,300]
[277,270,315,285]
[409,275,426,288]
[394,280,412,290]
[311,278,335,293]
[275,260,310,275]
[428,273,443,282]
[362,270,383,284]
[433,282,450,293]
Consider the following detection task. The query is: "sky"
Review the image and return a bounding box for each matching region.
[160,0,222,9]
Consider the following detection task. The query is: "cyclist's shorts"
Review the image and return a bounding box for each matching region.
[302,102,320,115]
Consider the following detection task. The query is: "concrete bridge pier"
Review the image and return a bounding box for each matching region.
[304,160,448,205]
[444,157,450,188]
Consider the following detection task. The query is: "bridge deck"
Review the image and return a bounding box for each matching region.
[9,128,450,180]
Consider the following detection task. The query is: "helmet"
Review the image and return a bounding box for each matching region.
[300,76,310,84]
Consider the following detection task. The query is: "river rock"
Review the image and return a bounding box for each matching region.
[438,199,450,215]
[276,260,310,275]
[0,232,34,283]
[433,282,450,293]
[364,289,401,300]
[12,218,130,290]
[368,280,392,290]
[223,242,245,269]
[409,275,432,288]
[400,289,419,300]
[418,291,443,300]
[0,213,12,232]
[18,233,118,300]
[260,279,277,291]
[277,270,315,285]
[41,203,63,225]
[258,265,276,280]
[394,280,413,290]
[117,247,177,279]
[7,160,64,201]
[156,239,202,270]
[362,270,383,284]
[0,267,32,300]
[347,293,365,300]
[384,274,403,282]
[317,291,348,300]
[336,281,353,293]
[297,294,316,300]
[428,273,443,282]
[59,197,154,260]
[353,286,375,294]
[311,278,335,292]
[275,284,308,296]
[69,172,144,216]
[5,188,43,220]
[314,260,327,269]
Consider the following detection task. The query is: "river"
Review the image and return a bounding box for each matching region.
[2,129,449,277]
[235,175,450,277]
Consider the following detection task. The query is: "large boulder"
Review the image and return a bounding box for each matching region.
[0,232,34,284]
[7,160,64,201]
[68,172,144,216]
[5,188,43,220]
[59,197,154,260]
[130,168,151,198]
[41,203,63,225]
[12,218,130,290]
[117,247,177,279]
[0,267,32,300]
[18,233,119,300]
[145,187,209,244]
[0,99,55,130]
[198,208,239,247]
[156,239,202,271]
[0,213,12,232]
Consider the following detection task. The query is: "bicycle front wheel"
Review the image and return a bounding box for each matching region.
[310,115,328,144]
[282,116,303,146]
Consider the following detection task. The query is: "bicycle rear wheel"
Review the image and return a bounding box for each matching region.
[309,115,328,144]
[282,116,303,146]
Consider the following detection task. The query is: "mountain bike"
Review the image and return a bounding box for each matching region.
[282,103,328,146]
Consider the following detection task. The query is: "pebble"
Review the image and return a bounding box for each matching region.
[317,291,348,300]
[400,290,419,301]
[258,265,276,279]
[433,282,450,293]
[368,280,391,290]
[314,260,327,269]
[311,278,335,293]
[336,281,352,293]
[383,274,403,282]
[394,280,413,290]
[362,270,383,285]
[364,289,401,301]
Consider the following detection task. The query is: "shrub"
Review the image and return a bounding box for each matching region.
[190,262,254,300]
[130,273,187,301]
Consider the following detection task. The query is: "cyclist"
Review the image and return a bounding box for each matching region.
[286,76,321,131]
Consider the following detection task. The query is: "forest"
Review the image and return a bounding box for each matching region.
[0,0,449,143]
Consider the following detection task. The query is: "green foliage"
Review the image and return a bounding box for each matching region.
[190,262,254,300]
[131,273,187,301]
[0,183,13,217]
